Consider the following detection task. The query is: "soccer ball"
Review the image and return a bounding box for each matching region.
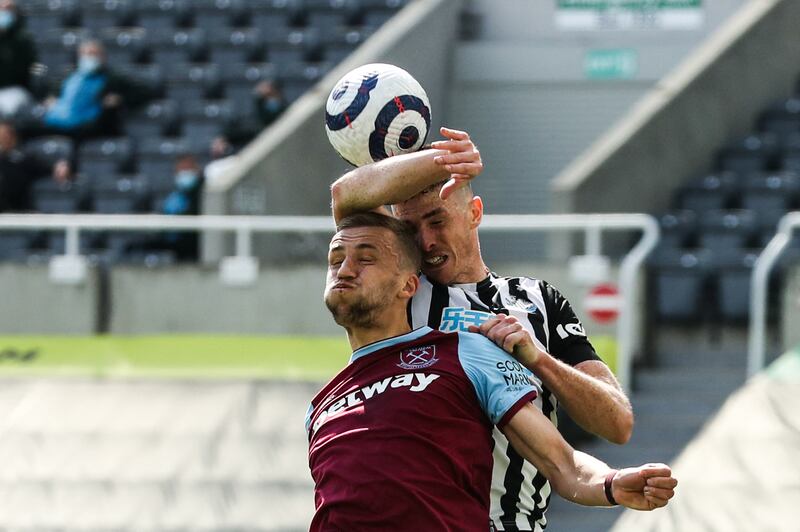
[325,63,432,167]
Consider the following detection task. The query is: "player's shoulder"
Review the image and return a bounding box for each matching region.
[492,272,567,302]
[452,330,508,361]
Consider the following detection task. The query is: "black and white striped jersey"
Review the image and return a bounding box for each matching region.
[408,272,602,532]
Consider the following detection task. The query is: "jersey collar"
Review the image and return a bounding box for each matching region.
[350,326,433,364]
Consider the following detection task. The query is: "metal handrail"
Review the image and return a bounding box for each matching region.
[747,211,800,376]
[0,212,659,392]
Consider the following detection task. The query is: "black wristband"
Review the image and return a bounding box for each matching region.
[604,470,619,506]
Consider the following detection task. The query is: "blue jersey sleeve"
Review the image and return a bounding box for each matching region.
[456,331,540,427]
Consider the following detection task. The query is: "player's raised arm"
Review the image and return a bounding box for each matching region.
[330,127,483,224]
[502,402,676,510]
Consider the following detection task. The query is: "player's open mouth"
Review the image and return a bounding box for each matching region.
[424,255,447,269]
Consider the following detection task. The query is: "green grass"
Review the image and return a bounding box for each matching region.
[0,333,621,381]
[0,335,351,381]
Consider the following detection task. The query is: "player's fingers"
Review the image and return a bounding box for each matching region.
[439,178,470,200]
[646,477,678,489]
[439,126,469,140]
[444,162,483,176]
[434,151,479,165]
[430,139,473,152]
[478,314,506,335]
[645,494,670,510]
[643,486,675,500]
[639,465,672,478]
[502,331,527,354]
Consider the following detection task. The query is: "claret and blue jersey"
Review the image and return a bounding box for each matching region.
[306,326,540,532]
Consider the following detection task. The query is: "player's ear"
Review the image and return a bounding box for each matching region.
[399,272,419,301]
[469,196,483,229]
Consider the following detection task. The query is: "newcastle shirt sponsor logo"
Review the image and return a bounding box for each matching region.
[310,372,441,435]
[397,345,438,369]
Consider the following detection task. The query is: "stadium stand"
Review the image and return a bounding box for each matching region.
[3,0,408,261]
[649,90,800,324]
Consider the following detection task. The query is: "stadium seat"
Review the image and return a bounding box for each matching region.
[114,64,166,99]
[0,232,35,261]
[36,28,89,70]
[265,28,323,68]
[675,172,739,213]
[650,249,713,323]
[277,61,332,103]
[78,138,136,180]
[24,136,74,168]
[147,28,208,68]
[360,0,409,27]
[126,100,181,140]
[716,133,780,174]
[137,138,193,188]
[79,0,136,32]
[710,249,760,323]
[91,177,150,214]
[181,100,236,147]
[304,0,361,29]
[165,63,222,102]
[741,171,799,217]
[31,179,90,214]
[220,63,278,103]
[247,0,305,32]
[319,26,373,64]
[658,210,698,250]
[697,209,758,254]
[99,28,150,66]
[758,97,800,140]
[781,147,800,172]
[191,0,249,29]
[206,28,266,65]
[18,0,80,34]
[134,0,191,29]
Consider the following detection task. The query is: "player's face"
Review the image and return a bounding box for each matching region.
[393,189,482,285]
[324,226,408,328]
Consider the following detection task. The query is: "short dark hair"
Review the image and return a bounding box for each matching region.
[336,212,421,273]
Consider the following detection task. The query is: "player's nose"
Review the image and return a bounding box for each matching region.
[336,256,358,278]
[417,227,437,252]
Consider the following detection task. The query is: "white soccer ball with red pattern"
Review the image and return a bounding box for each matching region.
[325,63,432,167]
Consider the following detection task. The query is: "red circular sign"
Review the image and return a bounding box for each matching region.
[585,283,620,324]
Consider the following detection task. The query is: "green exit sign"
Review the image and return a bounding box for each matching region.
[585,49,638,79]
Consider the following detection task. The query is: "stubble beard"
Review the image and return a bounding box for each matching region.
[325,288,389,329]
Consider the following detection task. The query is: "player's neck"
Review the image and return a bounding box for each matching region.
[346,310,412,352]
[449,259,491,284]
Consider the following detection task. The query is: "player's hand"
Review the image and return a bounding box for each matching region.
[611,464,677,511]
[468,314,541,369]
[431,127,483,200]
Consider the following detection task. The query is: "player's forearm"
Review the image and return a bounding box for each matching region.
[531,355,633,444]
[550,450,615,507]
[503,404,613,507]
[330,149,449,223]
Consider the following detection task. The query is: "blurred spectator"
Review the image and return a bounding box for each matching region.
[39,39,154,139]
[160,153,205,260]
[223,80,287,148]
[0,0,37,117]
[254,80,287,129]
[0,121,68,211]
[204,136,237,187]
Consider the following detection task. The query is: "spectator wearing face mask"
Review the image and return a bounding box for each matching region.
[0,0,37,117]
[159,153,204,260]
[39,39,155,139]
[219,80,288,149]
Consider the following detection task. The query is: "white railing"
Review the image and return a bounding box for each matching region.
[0,212,659,392]
[747,211,800,376]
